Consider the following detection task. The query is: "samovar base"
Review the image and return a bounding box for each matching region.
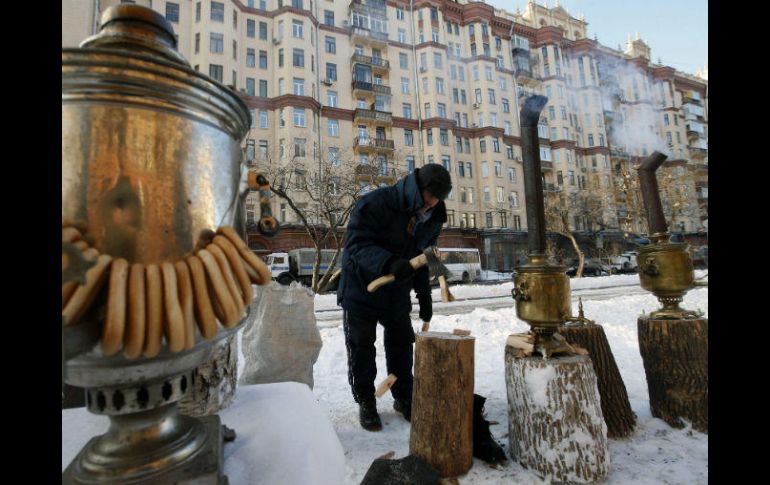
[63,413,230,484]
[650,295,704,320]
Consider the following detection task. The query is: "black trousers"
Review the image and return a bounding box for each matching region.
[342,308,415,403]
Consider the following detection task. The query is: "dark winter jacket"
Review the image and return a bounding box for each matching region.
[337,169,447,317]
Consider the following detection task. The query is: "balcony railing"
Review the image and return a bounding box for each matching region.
[543,183,558,192]
[350,0,387,17]
[352,53,390,69]
[688,146,708,158]
[354,137,395,150]
[355,164,395,179]
[682,95,702,106]
[540,161,554,170]
[350,26,389,43]
[351,80,392,96]
[354,108,392,124]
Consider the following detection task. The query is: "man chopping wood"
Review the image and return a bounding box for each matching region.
[337,164,451,431]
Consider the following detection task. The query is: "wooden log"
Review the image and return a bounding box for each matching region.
[559,323,636,438]
[410,332,475,478]
[638,317,708,433]
[505,348,610,483]
[178,333,239,417]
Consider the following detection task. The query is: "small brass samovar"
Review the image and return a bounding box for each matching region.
[511,95,575,357]
[636,152,706,319]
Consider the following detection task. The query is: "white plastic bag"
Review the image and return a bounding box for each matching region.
[238,281,322,389]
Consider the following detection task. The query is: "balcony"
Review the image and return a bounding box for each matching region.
[540,161,554,170]
[688,146,708,159]
[682,95,702,106]
[350,26,389,45]
[351,80,392,96]
[353,136,395,151]
[543,183,560,192]
[355,163,396,182]
[349,0,387,18]
[352,53,390,71]
[354,108,392,124]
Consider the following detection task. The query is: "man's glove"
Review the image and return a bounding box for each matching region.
[388,258,415,281]
[418,294,433,322]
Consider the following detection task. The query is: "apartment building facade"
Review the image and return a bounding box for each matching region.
[63,0,708,269]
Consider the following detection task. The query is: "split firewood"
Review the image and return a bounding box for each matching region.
[375,374,398,398]
[452,329,471,336]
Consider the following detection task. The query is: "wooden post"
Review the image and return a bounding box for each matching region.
[179,333,239,417]
[505,347,610,483]
[410,332,475,478]
[559,323,636,438]
[638,317,708,433]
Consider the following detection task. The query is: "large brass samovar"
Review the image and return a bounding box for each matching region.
[635,152,706,319]
[511,95,573,357]
[62,5,252,483]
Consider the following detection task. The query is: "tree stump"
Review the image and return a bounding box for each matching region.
[179,333,239,417]
[559,323,636,438]
[638,317,708,433]
[505,348,610,483]
[409,332,475,478]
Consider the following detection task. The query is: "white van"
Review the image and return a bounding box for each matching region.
[435,248,482,283]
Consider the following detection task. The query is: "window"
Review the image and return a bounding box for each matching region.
[327,91,337,107]
[490,113,497,127]
[259,50,267,69]
[504,121,511,135]
[294,137,306,157]
[245,77,255,95]
[165,2,179,22]
[194,33,200,53]
[485,66,493,80]
[433,53,443,69]
[422,77,429,94]
[406,156,415,173]
[397,8,404,20]
[664,114,670,126]
[424,103,432,118]
[432,29,439,42]
[480,139,486,153]
[403,104,412,118]
[259,110,268,128]
[494,161,502,177]
[325,36,336,54]
[245,48,255,67]
[324,10,334,26]
[328,119,339,136]
[475,88,482,105]
[210,33,223,53]
[259,22,267,40]
[551,127,557,140]
[404,129,413,146]
[320,147,338,168]
[246,139,255,161]
[488,89,496,104]
[441,155,451,172]
[326,63,337,81]
[588,134,594,146]
[437,103,446,118]
[209,64,223,82]
[459,161,465,177]
[508,167,517,182]
[481,161,489,177]
[398,53,409,70]
[401,77,409,94]
[484,188,491,203]
[195,2,201,22]
[293,20,304,38]
[293,48,304,67]
[561,107,567,120]
[211,1,224,22]
[232,40,237,60]
[440,128,448,145]
[502,98,510,113]
[426,129,433,145]
[293,78,304,95]
[599,134,605,146]
[509,191,519,207]
[436,78,445,94]
[259,80,267,97]
[259,140,268,160]
[506,144,513,159]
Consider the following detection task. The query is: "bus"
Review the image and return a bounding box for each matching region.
[433,248,482,283]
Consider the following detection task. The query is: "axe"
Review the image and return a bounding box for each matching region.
[367,246,456,303]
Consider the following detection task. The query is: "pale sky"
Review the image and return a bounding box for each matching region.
[485,0,708,75]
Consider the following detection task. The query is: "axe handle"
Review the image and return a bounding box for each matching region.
[367,253,427,292]
[438,275,455,303]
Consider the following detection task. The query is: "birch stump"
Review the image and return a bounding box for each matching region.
[559,323,636,438]
[638,317,708,433]
[505,348,610,483]
[179,333,239,417]
[410,332,475,478]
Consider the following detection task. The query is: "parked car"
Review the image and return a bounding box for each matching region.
[690,245,708,269]
[609,252,638,274]
[566,258,611,277]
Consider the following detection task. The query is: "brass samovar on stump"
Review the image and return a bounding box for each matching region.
[504,95,609,484]
[635,152,708,433]
[62,5,263,483]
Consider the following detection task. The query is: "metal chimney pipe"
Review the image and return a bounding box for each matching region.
[636,151,669,236]
[519,95,549,256]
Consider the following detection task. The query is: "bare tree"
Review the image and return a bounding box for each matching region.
[251,145,405,293]
[544,190,586,277]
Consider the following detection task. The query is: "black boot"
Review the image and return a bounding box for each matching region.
[393,398,412,422]
[473,394,507,464]
[359,399,383,431]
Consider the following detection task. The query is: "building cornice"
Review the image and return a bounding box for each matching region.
[551,140,576,150]
[323,106,354,121]
[533,26,564,46]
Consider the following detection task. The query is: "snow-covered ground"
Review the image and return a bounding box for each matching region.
[312,273,708,484]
